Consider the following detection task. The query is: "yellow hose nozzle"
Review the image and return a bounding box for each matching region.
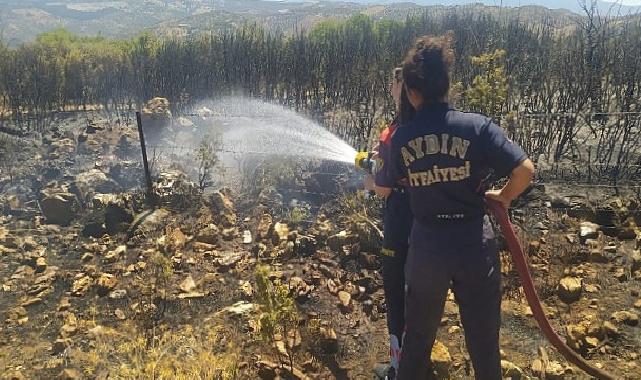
[355,151,373,172]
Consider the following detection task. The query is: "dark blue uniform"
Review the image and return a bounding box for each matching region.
[379,103,526,380]
[374,122,413,373]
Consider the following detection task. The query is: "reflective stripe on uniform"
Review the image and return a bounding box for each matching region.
[382,247,396,257]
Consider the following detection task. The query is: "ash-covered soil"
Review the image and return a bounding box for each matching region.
[1,112,640,379]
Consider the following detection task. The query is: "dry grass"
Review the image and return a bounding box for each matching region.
[68,319,239,379]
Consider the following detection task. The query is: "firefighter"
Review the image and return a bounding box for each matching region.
[378,35,535,379]
[365,67,415,379]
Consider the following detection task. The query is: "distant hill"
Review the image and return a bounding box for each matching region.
[344,0,641,15]
[1,0,638,46]
[156,1,581,38]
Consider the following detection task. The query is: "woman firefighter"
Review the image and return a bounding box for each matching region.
[364,67,415,380]
[377,35,535,380]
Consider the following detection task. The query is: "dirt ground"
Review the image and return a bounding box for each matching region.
[1,114,640,379]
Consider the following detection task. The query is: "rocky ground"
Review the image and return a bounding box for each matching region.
[0,110,640,379]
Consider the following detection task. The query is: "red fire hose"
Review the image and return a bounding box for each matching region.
[487,200,617,380]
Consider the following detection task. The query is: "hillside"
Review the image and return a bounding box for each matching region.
[349,0,641,14]
[0,0,606,45]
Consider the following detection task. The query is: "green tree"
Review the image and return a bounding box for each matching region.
[465,49,508,120]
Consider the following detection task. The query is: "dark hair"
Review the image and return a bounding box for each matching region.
[402,34,454,104]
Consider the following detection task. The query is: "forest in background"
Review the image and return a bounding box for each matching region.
[1,4,641,185]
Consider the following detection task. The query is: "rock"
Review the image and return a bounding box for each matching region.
[593,202,619,226]
[272,222,289,244]
[256,360,309,380]
[104,201,134,234]
[565,234,577,244]
[613,267,627,282]
[546,361,567,380]
[603,321,619,337]
[588,248,609,263]
[338,290,352,311]
[143,97,172,117]
[92,193,119,209]
[58,298,71,312]
[558,277,582,304]
[532,359,566,380]
[430,340,451,379]
[60,313,78,337]
[616,218,638,240]
[141,97,172,141]
[176,116,194,129]
[87,325,118,339]
[222,227,238,241]
[21,297,43,307]
[238,280,253,298]
[634,299,641,309]
[319,326,339,353]
[258,186,283,208]
[56,368,82,380]
[632,250,641,273]
[327,279,339,294]
[257,360,277,380]
[611,310,639,326]
[579,222,599,243]
[40,190,78,226]
[114,309,126,320]
[71,276,92,296]
[193,242,216,253]
[310,215,333,244]
[96,273,118,296]
[75,169,120,201]
[327,230,356,252]
[207,190,237,227]
[7,303,30,326]
[165,227,187,252]
[196,224,219,245]
[530,359,543,378]
[35,257,47,272]
[243,230,252,244]
[566,317,605,353]
[223,301,255,317]
[293,234,316,256]
[209,189,234,211]
[178,292,205,299]
[82,218,106,238]
[501,360,524,379]
[214,251,244,270]
[52,338,72,354]
[257,214,273,240]
[275,340,288,356]
[6,370,27,380]
[103,245,126,263]
[198,273,218,287]
[179,275,196,293]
